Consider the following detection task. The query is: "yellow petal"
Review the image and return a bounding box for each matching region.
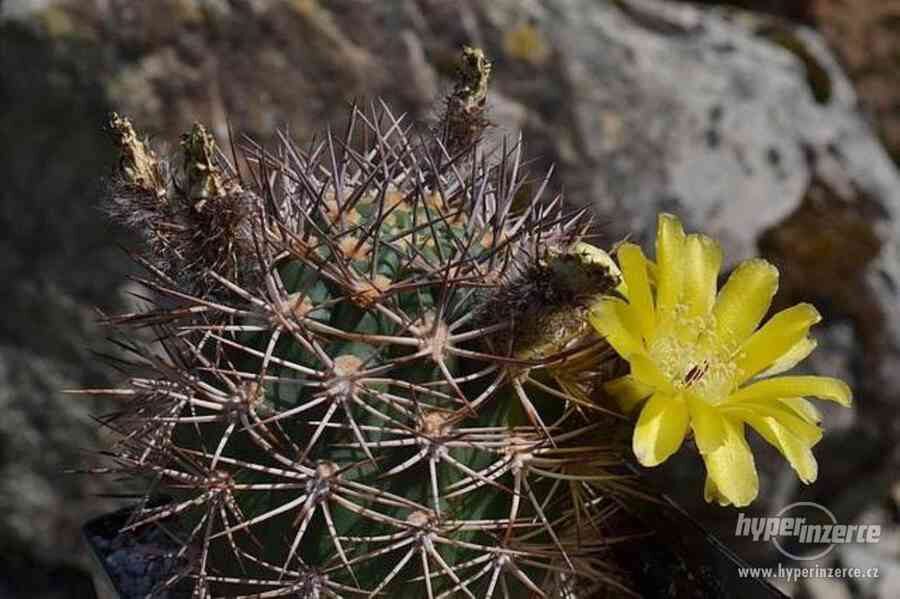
[747,416,819,484]
[616,243,656,341]
[682,234,723,318]
[655,213,686,321]
[589,299,641,358]
[704,475,727,505]
[615,296,647,349]
[633,393,689,467]
[628,352,675,393]
[735,303,821,382]
[686,394,725,454]
[757,337,818,379]
[604,375,654,414]
[713,259,779,347]
[728,375,852,407]
[778,397,822,424]
[721,402,823,446]
[646,260,658,287]
[702,418,759,507]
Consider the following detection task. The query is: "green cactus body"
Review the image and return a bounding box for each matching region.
[98,52,632,598]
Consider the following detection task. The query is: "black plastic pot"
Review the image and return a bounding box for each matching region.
[612,495,790,598]
[82,498,188,599]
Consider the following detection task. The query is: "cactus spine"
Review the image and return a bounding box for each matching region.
[95,49,633,598]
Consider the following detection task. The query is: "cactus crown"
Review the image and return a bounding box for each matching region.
[96,49,633,598]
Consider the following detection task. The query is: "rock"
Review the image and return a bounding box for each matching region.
[0,13,129,598]
[810,0,900,165]
[682,1,900,168]
[513,0,896,269]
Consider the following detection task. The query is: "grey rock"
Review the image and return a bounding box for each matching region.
[0,13,130,599]
[503,0,898,267]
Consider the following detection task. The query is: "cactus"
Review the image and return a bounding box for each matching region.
[92,49,635,598]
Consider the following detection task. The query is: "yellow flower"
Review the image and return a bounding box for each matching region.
[589,214,852,507]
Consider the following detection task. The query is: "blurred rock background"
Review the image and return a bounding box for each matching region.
[1,0,899,597]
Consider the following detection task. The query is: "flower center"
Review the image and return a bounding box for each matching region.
[647,308,739,403]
